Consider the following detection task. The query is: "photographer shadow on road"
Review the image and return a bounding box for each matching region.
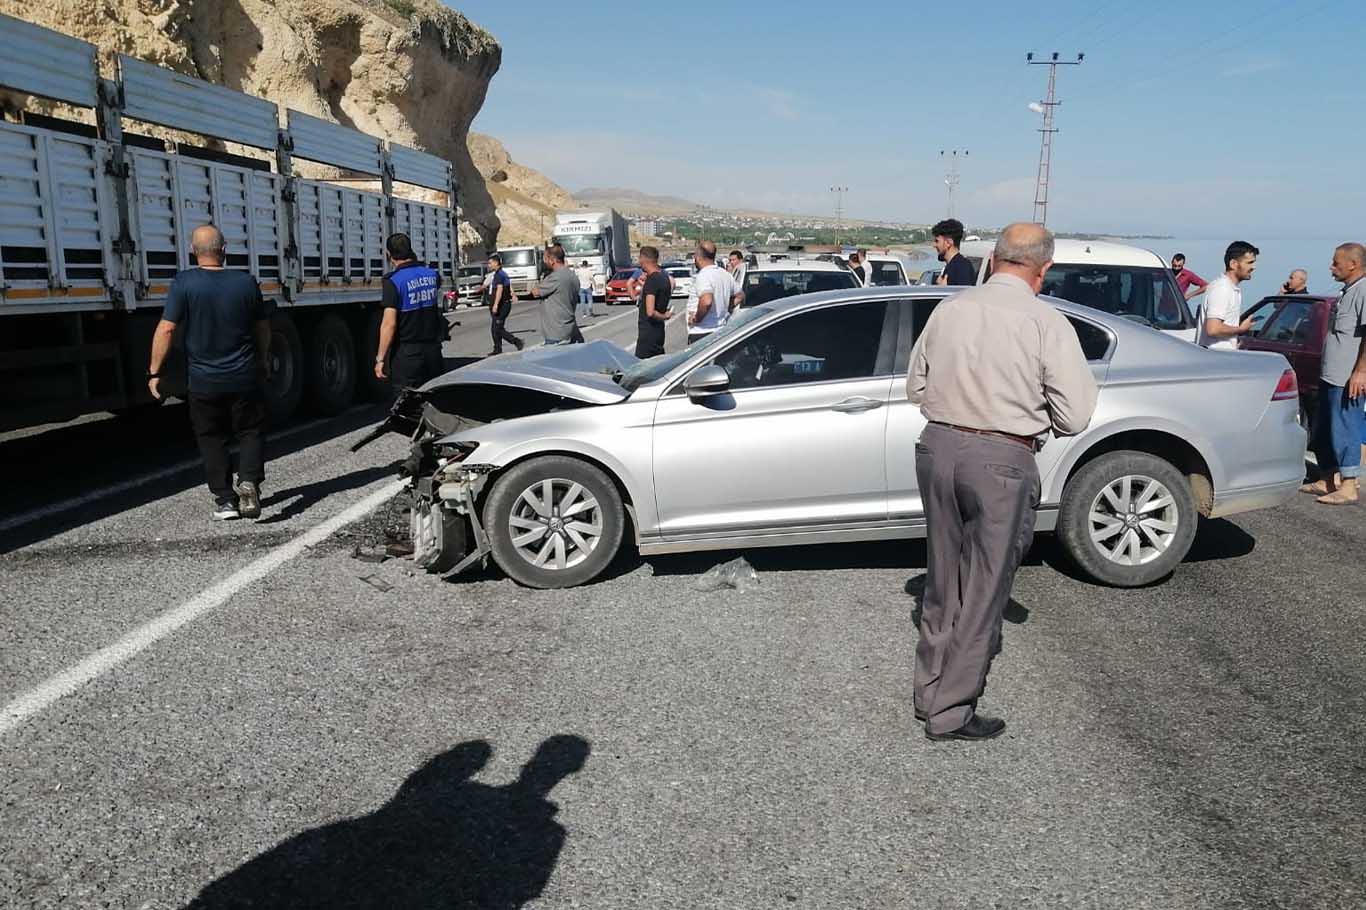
[184,735,591,910]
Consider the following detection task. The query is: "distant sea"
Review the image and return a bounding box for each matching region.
[904,231,1355,312]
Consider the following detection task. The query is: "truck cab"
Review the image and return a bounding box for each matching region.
[551,210,630,300]
[496,246,540,296]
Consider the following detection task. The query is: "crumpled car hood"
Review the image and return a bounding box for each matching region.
[419,339,636,404]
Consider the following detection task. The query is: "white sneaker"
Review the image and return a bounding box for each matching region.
[213,500,241,521]
[236,481,261,519]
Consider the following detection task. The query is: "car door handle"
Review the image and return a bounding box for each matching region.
[831,397,883,413]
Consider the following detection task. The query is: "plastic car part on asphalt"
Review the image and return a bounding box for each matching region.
[694,557,761,593]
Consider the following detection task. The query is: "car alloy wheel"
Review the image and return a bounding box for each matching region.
[507,478,604,571]
[1087,474,1178,566]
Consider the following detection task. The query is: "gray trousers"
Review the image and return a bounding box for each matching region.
[914,423,1040,734]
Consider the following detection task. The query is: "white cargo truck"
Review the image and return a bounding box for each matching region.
[550,210,629,300]
[495,245,540,296]
[0,13,460,431]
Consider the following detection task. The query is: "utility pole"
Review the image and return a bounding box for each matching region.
[829,185,847,240]
[939,149,967,218]
[1026,51,1083,226]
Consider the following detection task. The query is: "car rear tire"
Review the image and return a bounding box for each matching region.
[484,456,624,589]
[264,312,304,424]
[1056,450,1198,587]
[305,314,356,415]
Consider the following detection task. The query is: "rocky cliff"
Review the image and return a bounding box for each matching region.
[468,132,578,247]
[0,0,505,252]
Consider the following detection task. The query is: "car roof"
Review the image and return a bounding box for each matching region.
[748,258,851,273]
[960,238,1165,268]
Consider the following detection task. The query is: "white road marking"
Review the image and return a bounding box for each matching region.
[0,479,405,738]
[0,411,357,535]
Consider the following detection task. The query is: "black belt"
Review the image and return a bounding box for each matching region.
[932,422,1042,452]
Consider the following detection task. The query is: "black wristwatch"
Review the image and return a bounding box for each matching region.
[146,371,161,379]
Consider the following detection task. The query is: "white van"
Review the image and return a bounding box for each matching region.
[960,239,1196,340]
[496,246,541,296]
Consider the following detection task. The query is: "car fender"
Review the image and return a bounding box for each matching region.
[1042,415,1225,505]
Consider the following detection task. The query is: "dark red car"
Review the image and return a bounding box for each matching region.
[605,268,642,305]
[1240,293,1337,429]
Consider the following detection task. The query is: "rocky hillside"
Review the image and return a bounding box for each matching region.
[0,0,508,252]
[468,133,578,247]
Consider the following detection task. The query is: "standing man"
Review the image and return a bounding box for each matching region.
[634,246,672,359]
[858,248,873,285]
[523,244,583,345]
[687,240,741,346]
[1171,253,1209,301]
[907,223,1098,741]
[847,251,869,286]
[148,224,273,521]
[932,218,976,286]
[1196,241,1258,350]
[1281,269,1310,294]
[375,233,445,397]
[1303,243,1366,504]
[727,249,746,278]
[485,253,524,355]
[574,259,595,322]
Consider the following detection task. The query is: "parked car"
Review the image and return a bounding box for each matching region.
[961,239,1196,340]
[1240,293,1338,431]
[837,252,914,286]
[740,258,860,308]
[666,266,694,299]
[605,268,643,305]
[444,264,487,309]
[913,267,942,286]
[364,287,1304,590]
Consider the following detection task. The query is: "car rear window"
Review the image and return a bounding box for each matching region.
[1068,316,1113,361]
[869,261,906,286]
[1042,265,1190,331]
[743,270,859,305]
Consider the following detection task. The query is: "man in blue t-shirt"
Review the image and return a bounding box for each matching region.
[375,233,446,397]
[485,253,525,355]
[148,224,275,521]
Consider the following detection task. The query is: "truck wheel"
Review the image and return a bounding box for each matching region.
[265,313,304,424]
[306,314,356,415]
[483,456,625,589]
[1056,450,1198,588]
[355,309,389,403]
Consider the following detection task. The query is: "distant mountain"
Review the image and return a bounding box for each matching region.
[575,187,702,215]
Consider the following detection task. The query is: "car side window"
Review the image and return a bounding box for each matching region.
[714,301,891,391]
[891,298,943,373]
[1262,300,1316,345]
[1241,300,1280,337]
[1067,316,1113,362]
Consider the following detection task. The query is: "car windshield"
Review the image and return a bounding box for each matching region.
[1041,264,1191,331]
[743,270,859,306]
[554,235,604,255]
[617,306,775,392]
[458,266,483,278]
[500,249,536,267]
[868,261,906,286]
[667,269,690,278]
[612,269,638,280]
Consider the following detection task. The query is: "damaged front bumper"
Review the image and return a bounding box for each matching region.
[409,463,496,577]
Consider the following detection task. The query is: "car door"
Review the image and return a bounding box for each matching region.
[885,302,1113,521]
[1246,297,1320,393]
[651,300,897,538]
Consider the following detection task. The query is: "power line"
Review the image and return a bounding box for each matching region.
[829,185,847,237]
[939,150,968,218]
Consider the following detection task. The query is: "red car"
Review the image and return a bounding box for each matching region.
[605,268,642,305]
[1240,293,1337,429]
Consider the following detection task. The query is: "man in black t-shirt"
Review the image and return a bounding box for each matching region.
[932,218,977,286]
[375,233,445,398]
[634,246,672,359]
[148,224,274,521]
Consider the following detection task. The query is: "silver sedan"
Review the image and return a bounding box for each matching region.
[378,287,1305,589]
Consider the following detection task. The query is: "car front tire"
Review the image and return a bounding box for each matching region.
[484,456,625,588]
[1056,450,1198,587]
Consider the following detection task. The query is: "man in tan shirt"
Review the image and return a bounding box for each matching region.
[907,222,1098,742]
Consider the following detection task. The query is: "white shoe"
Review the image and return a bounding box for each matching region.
[213,501,241,521]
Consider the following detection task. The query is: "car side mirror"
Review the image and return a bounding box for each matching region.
[684,364,730,401]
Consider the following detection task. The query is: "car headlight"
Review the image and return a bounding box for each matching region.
[435,441,479,466]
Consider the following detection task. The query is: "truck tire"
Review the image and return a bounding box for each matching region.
[1055,450,1199,588]
[483,456,625,589]
[355,309,389,403]
[306,314,356,415]
[265,312,304,424]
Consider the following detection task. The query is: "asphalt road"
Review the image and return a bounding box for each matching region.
[2,299,1363,908]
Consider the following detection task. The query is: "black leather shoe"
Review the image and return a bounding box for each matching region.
[925,714,1006,742]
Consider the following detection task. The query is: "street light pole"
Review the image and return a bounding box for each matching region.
[1026,51,1083,227]
[829,185,848,241]
[939,149,967,218]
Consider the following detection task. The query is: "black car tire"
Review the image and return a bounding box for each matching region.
[484,456,625,589]
[1056,450,1198,587]
[305,314,357,415]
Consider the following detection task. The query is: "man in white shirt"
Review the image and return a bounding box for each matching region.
[573,260,595,321]
[1197,240,1258,350]
[687,240,741,345]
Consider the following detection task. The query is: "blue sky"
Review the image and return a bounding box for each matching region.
[454,0,1365,238]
